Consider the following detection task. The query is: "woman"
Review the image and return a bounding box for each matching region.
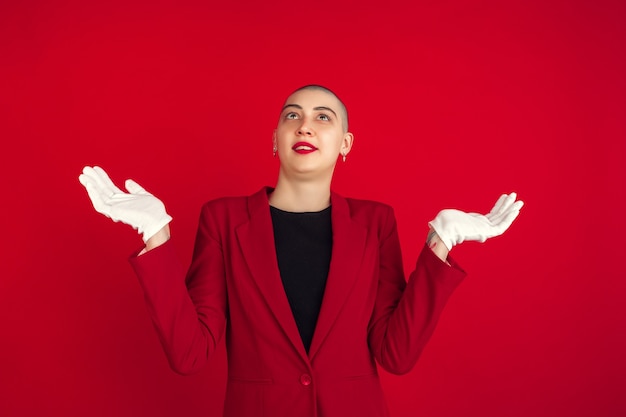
[79,85,523,417]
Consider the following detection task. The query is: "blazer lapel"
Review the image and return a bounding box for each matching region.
[308,191,368,360]
[235,187,309,363]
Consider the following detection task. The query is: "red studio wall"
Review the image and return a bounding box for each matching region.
[1,1,625,416]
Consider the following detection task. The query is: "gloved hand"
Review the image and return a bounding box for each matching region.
[78,166,172,243]
[428,193,524,251]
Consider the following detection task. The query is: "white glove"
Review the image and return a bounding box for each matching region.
[78,166,172,243]
[428,193,524,251]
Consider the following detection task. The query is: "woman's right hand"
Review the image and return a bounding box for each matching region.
[79,166,173,243]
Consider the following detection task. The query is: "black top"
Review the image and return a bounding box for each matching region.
[270,205,333,353]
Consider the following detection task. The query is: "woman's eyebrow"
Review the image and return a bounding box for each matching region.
[313,106,338,117]
[281,104,338,118]
[281,104,302,113]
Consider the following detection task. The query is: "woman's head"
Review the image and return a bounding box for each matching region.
[273,85,354,179]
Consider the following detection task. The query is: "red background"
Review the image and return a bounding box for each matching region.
[1,0,625,416]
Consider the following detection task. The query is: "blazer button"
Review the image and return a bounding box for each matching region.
[299,374,312,386]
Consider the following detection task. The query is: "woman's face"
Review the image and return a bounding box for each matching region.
[273,89,353,178]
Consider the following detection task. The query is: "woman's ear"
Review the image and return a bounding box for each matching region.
[341,132,354,156]
[272,130,278,156]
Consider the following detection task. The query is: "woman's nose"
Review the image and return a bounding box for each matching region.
[297,119,313,136]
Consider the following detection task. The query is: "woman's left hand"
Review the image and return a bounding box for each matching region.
[428,193,524,251]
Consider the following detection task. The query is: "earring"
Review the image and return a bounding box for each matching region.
[273,144,277,157]
[342,151,347,162]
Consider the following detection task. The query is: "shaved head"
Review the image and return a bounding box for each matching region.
[286,85,349,133]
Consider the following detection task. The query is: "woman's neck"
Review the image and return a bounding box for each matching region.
[269,175,331,212]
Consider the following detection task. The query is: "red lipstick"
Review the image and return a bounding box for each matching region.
[292,142,318,154]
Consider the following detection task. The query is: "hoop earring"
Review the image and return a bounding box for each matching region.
[273,145,277,157]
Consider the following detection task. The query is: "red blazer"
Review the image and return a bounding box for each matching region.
[130,187,466,417]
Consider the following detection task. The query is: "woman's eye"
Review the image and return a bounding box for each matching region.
[318,114,330,121]
[286,112,298,119]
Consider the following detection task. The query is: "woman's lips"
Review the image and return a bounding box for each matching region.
[292,142,318,154]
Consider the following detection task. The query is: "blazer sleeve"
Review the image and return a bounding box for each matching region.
[367,205,466,375]
[129,204,228,375]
